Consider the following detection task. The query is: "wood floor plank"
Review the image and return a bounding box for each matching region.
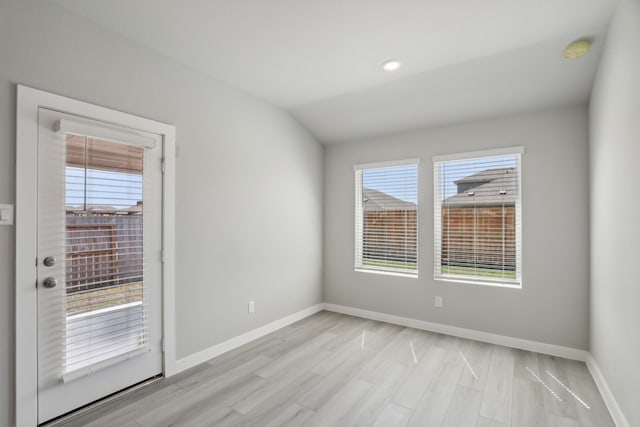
[363,329,419,377]
[199,373,267,407]
[262,403,315,427]
[258,336,317,360]
[255,332,335,379]
[559,357,591,380]
[479,345,515,424]
[458,340,494,392]
[546,414,582,427]
[323,316,374,351]
[311,334,373,377]
[355,330,414,383]
[513,348,541,383]
[391,345,447,409]
[269,312,335,344]
[135,371,259,426]
[372,402,413,427]
[399,327,439,354]
[61,416,143,427]
[134,388,193,426]
[442,385,483,427]
[434,331,458,350]
[304,378,373,426]
[298,341,373,410]
[538,355,581,422]
[443,337,475,367]
[57,378,182,427]
[392,327,438,367]
[277,311,334,333]
[81,384,183,427]
[105,421,141,427]
[239,371,324,427]
[175,354,272,393]
[407,362,464,427]
[232,365,326,415]
[566,371,615,427]
[204,334,283,369]
[477,416,510,427]
[512,377,547,427]
[339,361,412,426]
[360,321,406,352]
[160,404,241,427]
[375,329,422,368]
[277,313,341,344]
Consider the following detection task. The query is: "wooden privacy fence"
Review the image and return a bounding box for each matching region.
[363,209,417,262]
[65,214,143,293]
[441,205,516,270]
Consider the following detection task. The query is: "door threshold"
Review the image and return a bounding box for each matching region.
[40,375,163,426]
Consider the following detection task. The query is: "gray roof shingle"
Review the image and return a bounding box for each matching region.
[444,167,517,206]
[363,188,416,211]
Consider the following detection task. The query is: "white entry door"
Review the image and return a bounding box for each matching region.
[36,108,164,423]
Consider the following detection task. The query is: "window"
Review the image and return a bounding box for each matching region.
[433,147,523,287]
[355,159,419,277]
[64,134,147,373]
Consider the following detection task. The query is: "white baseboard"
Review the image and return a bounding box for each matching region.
[174,304,324,373]
[323,303,589,361]
[586,354,630,427]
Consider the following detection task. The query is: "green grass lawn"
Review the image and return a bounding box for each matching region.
[361,258,515,280]
[66,282,143,315]
[441,265,516,279]
[363,258,417,270]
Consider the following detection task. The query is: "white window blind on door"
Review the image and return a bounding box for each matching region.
[433,148,522,287]
[62,133,150,378]
[355,160,418,276]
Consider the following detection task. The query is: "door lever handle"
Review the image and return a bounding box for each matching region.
[42,277,58,288]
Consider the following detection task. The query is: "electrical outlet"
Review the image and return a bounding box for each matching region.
[248,300,255,314]
[0,204,14,225]
[435,296,443,308]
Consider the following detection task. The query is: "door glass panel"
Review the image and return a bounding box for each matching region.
[64,134,147,374]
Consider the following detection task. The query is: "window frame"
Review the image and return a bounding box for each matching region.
[433,147,523,288]
[354,158,420,278]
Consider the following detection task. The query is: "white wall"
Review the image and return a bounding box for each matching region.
[324,106,590,350]
[0,1,323,425]
[589,1,640,425]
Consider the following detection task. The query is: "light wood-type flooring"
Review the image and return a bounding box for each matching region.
[55,311,614,427]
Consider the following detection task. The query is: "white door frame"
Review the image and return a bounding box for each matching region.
[15,85,177,427]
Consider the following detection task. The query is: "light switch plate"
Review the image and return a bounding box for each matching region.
[0,204,14,225]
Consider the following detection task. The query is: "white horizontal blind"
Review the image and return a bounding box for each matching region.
[355,161,418,276]
[63,134,148,375]
[434,151,522,286]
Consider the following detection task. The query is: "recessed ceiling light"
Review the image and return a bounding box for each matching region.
[563,40,591,59]
[382,59,402,72]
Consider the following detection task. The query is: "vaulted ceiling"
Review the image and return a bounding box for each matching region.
[52,0,618,143]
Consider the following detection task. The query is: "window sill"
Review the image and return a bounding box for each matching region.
[434,275,521,289]
[355,267,418,279]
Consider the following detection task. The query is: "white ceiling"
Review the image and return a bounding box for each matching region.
[52,0,618,143]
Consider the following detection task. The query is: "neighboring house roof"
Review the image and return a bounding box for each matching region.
[65,202,143,215]
[444,167,517,206]
[363,188,416,211]
[66,205,119,214]
[119,201,143,215]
